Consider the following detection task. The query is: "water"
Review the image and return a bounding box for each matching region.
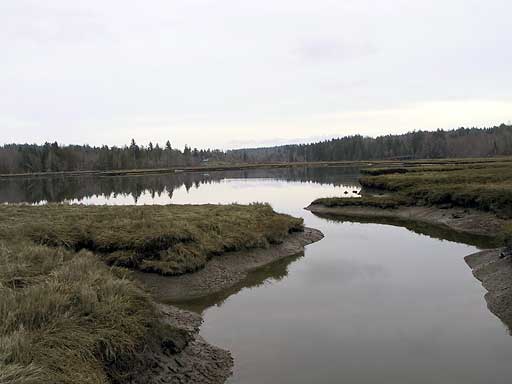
[4,166,512,383]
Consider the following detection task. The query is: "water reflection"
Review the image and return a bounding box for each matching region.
[198,219,512,384]
[0,166,361,204]
[178,253,305,314]
[311,212,499,249]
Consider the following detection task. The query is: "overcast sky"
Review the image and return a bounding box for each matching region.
[2,0,511,149]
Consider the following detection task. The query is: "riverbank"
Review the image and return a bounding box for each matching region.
[0,204,323,384]
[465,249,512,331]
[0,203,305,276]
[306,204,505,247]
[133,227,322,384]
[308,159,512,331]
[309,158,512,243]
[132,305,234,384]
[307,201,512,334]
[2,156,510,179]
[136,227,323,303]
[0,160,375,179]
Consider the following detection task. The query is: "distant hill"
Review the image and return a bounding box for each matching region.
[226,124,512,163]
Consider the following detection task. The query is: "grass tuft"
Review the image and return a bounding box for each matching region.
[0,242,189,384]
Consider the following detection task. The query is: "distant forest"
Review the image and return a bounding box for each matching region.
[1,124,511,174]
[227,124,512,163]
[0,140,225,174]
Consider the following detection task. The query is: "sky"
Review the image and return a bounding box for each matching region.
[1,0,511,150]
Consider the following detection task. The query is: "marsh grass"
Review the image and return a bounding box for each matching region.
[359,162,512,217]
[312,196,410,209]
[0,203,303,276]
[313,159,512,242]
[361,159,512,176]
[0,243,188,384]
[0,203,303,383]
[315,159,512,217]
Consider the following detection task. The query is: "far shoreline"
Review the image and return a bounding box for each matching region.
[2,156,510,179]
[0,160,372,179]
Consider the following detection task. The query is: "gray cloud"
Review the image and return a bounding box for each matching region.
[0,0,511,148]
[296,38,377,61]
[2,2,107,44]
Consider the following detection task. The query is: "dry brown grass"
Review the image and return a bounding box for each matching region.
[312,159,512,242]
[0,243,188,384]
[0,203,303,383]
[0,203,303,276]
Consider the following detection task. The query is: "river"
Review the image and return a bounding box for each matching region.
[4,166,512,383]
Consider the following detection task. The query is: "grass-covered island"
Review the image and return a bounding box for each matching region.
[0,204,322,384]
[307,158,512,330]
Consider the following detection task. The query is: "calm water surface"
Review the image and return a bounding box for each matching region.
[5,167,512,383]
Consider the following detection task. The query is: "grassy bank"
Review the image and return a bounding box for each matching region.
[0,243,190,384]
[359,161,512,217]
[312,196,411,209]
[0,203,304,383]
[0,204,303,276]
[311,159,512,242]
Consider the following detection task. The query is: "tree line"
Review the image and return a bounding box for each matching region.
[0,139,225,174]
[226,124,512,163]
[1,124,512,174]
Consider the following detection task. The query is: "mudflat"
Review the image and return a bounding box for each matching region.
[306,204,505,243]
[465,250,512,331]
[136,227,323,303]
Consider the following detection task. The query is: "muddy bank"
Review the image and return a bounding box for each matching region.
[465,249,512,332]
[134,227,323,384]
[136,227,323,303]
[132,305,233,384]
[306,204,505,245]
[307,202,512,332]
